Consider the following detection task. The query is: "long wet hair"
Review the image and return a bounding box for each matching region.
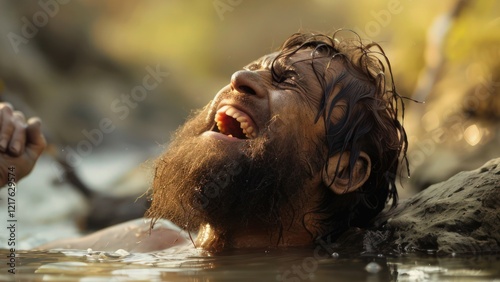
[271,31,409,239]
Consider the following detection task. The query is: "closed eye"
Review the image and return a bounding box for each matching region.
[278,70,299,85]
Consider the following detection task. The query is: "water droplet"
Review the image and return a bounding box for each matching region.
[331,252,339,258]
[365,262,382,274]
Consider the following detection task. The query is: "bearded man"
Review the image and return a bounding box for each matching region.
[39,31,407,253]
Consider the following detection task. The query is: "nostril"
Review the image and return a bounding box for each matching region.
[231,71,264,97]
[238,85,256,95]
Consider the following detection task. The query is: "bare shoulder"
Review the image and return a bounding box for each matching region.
[37,218,191,253]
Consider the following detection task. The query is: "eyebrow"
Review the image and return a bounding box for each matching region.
[262,53,280,68]
[273,57,319,96]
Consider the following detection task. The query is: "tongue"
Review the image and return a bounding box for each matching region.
[222,115,246,139]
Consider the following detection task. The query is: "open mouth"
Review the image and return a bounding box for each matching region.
[212,105,258,139]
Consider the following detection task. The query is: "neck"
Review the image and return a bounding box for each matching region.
[194,179,328,252]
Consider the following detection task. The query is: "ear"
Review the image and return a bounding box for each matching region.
[322,151,371,194]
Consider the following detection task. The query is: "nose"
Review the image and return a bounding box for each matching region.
[230,70,266,98]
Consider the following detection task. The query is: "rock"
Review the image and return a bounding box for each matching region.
[334,158,500,255]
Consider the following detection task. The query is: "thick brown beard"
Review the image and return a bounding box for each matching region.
[146,108,322,241]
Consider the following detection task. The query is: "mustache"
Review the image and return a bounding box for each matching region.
[207,92,271,129]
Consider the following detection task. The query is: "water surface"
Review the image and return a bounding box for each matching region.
[1,247,499,281]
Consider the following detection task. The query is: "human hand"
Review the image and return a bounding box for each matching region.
[0,103,46,187]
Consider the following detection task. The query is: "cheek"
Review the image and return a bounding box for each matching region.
[206,86,231,121]
[269,90,317,120]
[268,90,323,140]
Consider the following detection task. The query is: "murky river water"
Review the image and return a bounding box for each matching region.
[1,247,499,281]
[0,156,499,281]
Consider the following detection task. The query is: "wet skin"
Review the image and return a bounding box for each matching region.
[39,49,371,253]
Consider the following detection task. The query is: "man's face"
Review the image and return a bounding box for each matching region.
[148,49,336,236]
[204,49,327,144]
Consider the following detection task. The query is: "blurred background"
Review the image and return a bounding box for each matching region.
[0,0,498,247]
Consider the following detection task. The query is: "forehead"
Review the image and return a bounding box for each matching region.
[245,48,322,70]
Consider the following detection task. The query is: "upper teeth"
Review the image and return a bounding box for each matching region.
[215,105,258,139]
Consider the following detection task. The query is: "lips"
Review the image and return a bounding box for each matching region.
[214,105,258,139]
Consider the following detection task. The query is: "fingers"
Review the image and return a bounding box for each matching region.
[0,102,46,160]
[9,111,27,156]
[0,103,28,155]
[0,103,14,151]
[26,117,47,158]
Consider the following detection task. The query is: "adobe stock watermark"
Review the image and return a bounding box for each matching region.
[352,0,410,41]
[52,64,169,180]
[192,160,242,209]
[213,0,243,21]
[7,0,72,54]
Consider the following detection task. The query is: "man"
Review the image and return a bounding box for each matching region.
[38,31,408,253]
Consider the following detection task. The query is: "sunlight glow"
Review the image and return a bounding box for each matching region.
[464,124,482,146]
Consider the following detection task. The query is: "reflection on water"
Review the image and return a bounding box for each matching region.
[0,248,499,281]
